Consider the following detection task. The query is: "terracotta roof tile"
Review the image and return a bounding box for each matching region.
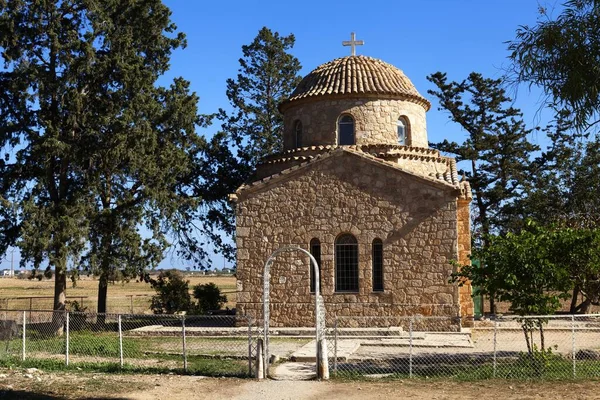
[281,56,430,111]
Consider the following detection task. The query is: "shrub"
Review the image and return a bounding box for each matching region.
[193,282,227,314]
[150,270,191,314]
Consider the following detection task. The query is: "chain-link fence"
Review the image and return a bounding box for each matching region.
[0,310,259,377]
[327,314,600,379]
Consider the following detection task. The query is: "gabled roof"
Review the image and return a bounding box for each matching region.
[231,148,461,202]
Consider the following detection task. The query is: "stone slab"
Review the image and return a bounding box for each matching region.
[271,362,316,381]
[291,339,360,362]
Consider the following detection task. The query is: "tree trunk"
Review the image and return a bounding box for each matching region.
[570,285,580,314]
[97,273,108,314]
[51,249,68,335]
[97,272,109,326]
[576,298,592,314]
[539,320,545,352]
[522,324,532,355]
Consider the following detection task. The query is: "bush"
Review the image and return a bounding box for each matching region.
[150,270,191,314]
[193,282,227,314]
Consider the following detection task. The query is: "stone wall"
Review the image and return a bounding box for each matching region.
[235,151,463,327]
[457,197,474,324]
[282,98,428,150]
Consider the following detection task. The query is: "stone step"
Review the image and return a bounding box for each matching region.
[290,339,360,362]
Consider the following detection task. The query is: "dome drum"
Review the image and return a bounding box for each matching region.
[283,97,428,150]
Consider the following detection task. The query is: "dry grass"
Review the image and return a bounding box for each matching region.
[0,273,237,314]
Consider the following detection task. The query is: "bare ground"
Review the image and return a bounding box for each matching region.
[1,368,600,400]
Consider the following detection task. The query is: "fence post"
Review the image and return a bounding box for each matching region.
[334,318,338,373]
[21,311,26,361]
[118,314,123,368]
[181,315,187,372]
[493,318,498,378]
[256,338,264,379]
[247,317,252,377]
[572,314,576,378]
[65,312,70,366]
[409,317,413,379]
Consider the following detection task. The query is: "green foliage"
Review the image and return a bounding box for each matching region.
[508,0,600,130]
[197,27,302,260]
[427,72,539,239]
[0,1,204,312]
[150,270,191,314]
[451,220,600,351]
[192,282,227,314]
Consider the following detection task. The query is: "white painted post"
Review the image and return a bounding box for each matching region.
[318,338,329,380]
[65,312,70,366]
[409,317,413,378]
[572,314,576,378]
[21,311,26,361]
[181,316,187,372]
[493,318,498,377]
[256,338,264,379]
[118,314,123,368]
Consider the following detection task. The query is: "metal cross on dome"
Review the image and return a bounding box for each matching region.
[342,32,364,56]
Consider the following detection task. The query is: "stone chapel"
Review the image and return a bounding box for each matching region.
[231,42,474,327]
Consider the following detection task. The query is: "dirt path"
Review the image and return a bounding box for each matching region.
[2,368,600,399]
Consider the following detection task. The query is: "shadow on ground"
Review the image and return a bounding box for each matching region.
[0,389,129,400]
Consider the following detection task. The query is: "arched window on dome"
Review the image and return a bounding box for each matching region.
[397,116,409,146]
[372,238,383,292]
[335,233,358,292]
[309,238,321,293]
[294,120,303,148]
[338,115,355,145]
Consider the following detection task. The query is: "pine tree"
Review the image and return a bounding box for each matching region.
[508,0,600,130]
[197,27,302,260]
[516,109,600,312]
[0,0,202,314]
[427,72,539,312]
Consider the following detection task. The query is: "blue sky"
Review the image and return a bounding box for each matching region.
[2,0,560,272]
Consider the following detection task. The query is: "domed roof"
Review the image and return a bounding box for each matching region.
[280,55,430,111]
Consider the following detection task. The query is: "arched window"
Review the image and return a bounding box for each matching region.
[335,234,358,292]
[294,120,303,148]
[309,238,321,293]
[372,239,383,292]
[338,115,355,145]
[397,117,409,145]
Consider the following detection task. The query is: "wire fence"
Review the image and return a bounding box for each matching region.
[3,310,600,380]
[0,310,260,377]
[0,295,154,314]
[326,314,600,379]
